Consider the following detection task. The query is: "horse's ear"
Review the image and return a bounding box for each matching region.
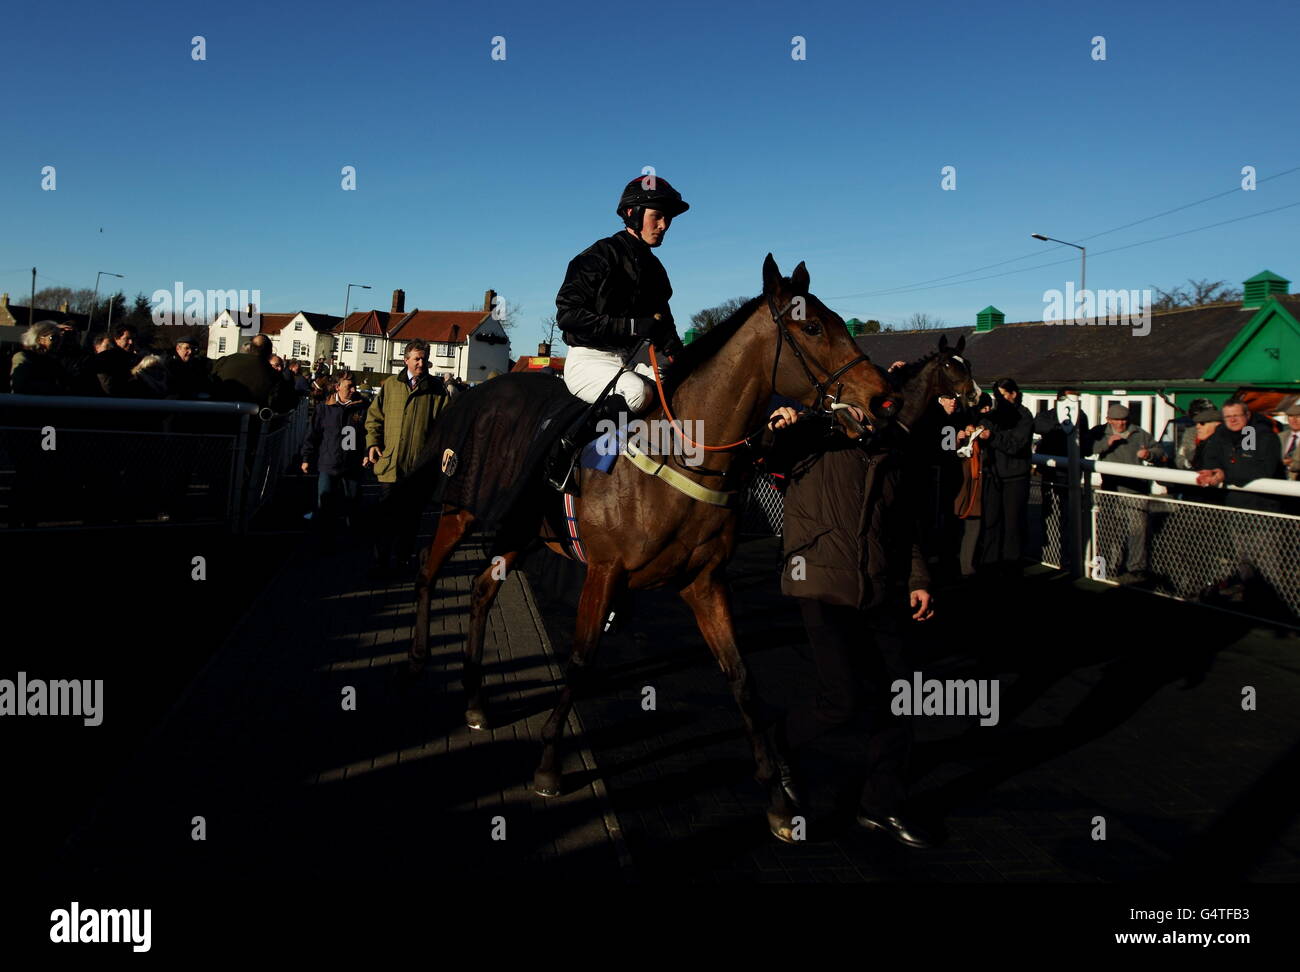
[790,261,810,295]
[938,333,949,352]
[762,253,782,295]
[956,334,966,353]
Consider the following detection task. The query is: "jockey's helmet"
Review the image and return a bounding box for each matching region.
[617,176,690,232]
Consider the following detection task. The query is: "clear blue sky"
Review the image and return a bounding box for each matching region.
[4,0,1297,351]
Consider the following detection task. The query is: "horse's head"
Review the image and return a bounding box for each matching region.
[761,254,892,438]
[936,333,980,408]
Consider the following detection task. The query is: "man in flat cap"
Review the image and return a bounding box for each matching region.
[1088,403,1158,582]
[1279,403,1300,483]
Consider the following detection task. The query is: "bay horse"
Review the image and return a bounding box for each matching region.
[888,332,980,429]
[406,254,893,808]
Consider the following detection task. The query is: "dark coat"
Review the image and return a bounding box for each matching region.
[9,350,69,395]
[302,395,370,477]
[93,344,139,397]
[762,416,929,611]
[1199,418,1284,512]
[165,352,213,400]
[1033,403,1092,460]
[211,352,299,411]
[556,231,678,352]
[979,399,1034,480]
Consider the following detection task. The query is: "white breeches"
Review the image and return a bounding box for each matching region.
[563,345,663,413]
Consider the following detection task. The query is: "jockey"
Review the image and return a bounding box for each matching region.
[545,175,690,488]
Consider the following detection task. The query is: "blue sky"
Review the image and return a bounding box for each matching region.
[4,0,1297,351]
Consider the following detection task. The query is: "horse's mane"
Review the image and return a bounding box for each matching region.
[663,293,766,396]
[890,348,942,387]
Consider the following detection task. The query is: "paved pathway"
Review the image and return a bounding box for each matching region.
[53,515,628,883]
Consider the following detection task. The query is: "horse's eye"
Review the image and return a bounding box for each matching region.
[802,322,822,336]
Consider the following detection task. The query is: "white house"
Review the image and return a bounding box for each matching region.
[333,289,511,382]
[207,308,342,363]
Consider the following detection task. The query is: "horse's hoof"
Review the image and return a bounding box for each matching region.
[767,809,799,845]
[465,708,489,731]
[533,770,563,797]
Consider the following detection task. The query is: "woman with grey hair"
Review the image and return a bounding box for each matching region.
[10,321,69,395]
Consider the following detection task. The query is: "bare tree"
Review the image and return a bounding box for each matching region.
[904,312,944,330]
[690,296,750,335]
[1150,278,1242,311]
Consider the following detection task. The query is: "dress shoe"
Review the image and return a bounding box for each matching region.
[855,810,933,848]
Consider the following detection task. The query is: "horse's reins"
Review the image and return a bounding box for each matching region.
[646,294,877,453]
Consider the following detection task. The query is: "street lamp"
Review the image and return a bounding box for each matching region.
[86,271,124,347]
[1031,233,1086,579]
[343,283,371,321]
[1031,234,1086,323]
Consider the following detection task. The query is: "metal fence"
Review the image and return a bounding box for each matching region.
[0,394,308,532]
[742,455,1300,628]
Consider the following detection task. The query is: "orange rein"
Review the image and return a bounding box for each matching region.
[647,343,754,452]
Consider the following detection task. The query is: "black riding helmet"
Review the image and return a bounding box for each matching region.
[617,176,689,239]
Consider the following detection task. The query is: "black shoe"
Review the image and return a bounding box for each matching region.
[855,810,932,848]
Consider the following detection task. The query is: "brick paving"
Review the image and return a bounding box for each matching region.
[51,506,628,883]
[47,508,1300,885]
[523,535,1300,883]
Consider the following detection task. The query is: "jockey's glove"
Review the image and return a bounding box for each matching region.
[657,335,685,361]
[624,317,658,339]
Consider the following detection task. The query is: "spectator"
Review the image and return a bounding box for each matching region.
[94,323,141,396]
[165,335,213,400]
[1032,388,1092,568]
[212,334,299,412]
[365,340,451,571]
[925,392,968,587]
[953,392,992,577]
[128,354,171,399]
[1087,403,1157,582]
[1177,406,1224,503]
[287,360,313,396]
[51,324,100,396]
[9,321,70,395]
[1279,403,1300,482]
[1197,401,1284,513]
[975,378,1034,577]
[759,402,934,848]
[1167,397,1215,470]
[269,354,285,373]
[301,372,369,544]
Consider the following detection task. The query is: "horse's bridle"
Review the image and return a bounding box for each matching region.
[766,293,877,418]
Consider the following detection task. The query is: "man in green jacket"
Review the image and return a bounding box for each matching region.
[365,339,450,569]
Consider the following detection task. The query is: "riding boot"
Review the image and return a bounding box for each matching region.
[545,394,632,493]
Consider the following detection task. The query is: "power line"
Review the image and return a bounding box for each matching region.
[830,164,1300,301]
[832,198,1300,300]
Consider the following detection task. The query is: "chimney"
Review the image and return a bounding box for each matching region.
[59,300,69,313]
[537,342,551,356]
[1,293,8,309]
[391,289,406,314]
[483,289,497,313]
[246,303,256,317]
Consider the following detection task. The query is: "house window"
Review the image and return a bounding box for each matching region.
[343,336,354,352]
[364,337,377,354]
[218,337,227,353]
[436,342,454,358]
[294,320,303,331]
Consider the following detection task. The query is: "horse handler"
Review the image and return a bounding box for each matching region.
[761,402,935,848]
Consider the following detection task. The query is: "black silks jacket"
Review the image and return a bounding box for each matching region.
[556,230,677,352]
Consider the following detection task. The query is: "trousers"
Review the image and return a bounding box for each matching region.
[783,597,912,815]
[563,345,662,413]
